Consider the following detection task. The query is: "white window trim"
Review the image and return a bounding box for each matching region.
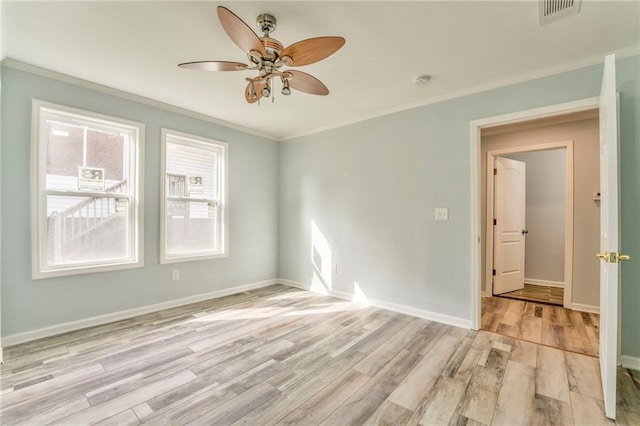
[160,128,228,264]
[31,99,145,279]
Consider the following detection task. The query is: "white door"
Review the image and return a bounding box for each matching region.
[598,53,627,420]
[493,157,527,295]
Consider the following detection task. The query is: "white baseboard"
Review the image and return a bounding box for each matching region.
[279,279,314,292]
[621,355,640,371]
[571,303,600,314]
[525,278,565,288]
[2,279,279,347]
[369,298,472,329]
[279,279,471,329]
[280,279,354,301]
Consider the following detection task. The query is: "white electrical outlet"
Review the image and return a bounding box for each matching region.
[332,264,338,274]
[171,269,180,280]
[435,208,449,221]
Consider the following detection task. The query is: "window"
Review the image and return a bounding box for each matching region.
[32,100,144,278]
[161,129,227,263]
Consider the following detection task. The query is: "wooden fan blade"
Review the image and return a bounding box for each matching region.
[217,6,265,56]
[287,70,329,95]
[245,81,266,104]
[178,61,248,71]
[281,37,345,67]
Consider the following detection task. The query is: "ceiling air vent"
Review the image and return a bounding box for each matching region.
[539,0,581,25]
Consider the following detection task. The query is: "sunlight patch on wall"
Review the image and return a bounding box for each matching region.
[353,281,369,305]
[311,220,332,292]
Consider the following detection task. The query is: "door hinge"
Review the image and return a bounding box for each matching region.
[493,168,497,175]
[493,218,497,226]
[493,269,496,276]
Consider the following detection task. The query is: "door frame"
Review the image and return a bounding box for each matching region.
[470,96,599,330]
[485,141,574,308]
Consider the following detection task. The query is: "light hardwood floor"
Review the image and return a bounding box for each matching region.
[499,283,564,305]
[1,285,638,425]
[482,295,599,357]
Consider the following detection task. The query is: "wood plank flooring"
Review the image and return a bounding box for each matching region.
[499,283,564,305]
[482,295,599,357]
[618,367,640,425]
[1,284,637,425]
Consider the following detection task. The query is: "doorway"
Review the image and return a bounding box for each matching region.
[486,143,573,308]
[477,114,601,357]
[470,101,602,355]
[470,98,601,329]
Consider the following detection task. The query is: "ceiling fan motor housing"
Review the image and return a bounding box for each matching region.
[260,37,284,61]
[257,13,282,62]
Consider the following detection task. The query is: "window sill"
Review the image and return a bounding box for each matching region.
[33,260,144,280]
[160,252,228,265]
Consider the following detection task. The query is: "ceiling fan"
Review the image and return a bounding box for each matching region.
[178,6,345,104]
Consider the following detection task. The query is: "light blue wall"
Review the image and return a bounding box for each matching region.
[279,55,640,358]
[1,66,279,336]
[2,56,639,359]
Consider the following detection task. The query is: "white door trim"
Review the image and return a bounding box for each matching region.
[485,141,574,309]
[470,96,599,330]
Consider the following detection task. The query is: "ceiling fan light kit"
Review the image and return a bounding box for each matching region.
[178,6,345,104]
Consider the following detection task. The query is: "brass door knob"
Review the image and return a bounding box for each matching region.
[596,252,631,263]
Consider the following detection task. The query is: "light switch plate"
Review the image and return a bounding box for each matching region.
[435,208,449,221]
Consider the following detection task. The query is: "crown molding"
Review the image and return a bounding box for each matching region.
[4,44,639,143]
[1,58,277,141]
[281,45,640,141]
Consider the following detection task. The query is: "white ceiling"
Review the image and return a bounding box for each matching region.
[4,1,639,140]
